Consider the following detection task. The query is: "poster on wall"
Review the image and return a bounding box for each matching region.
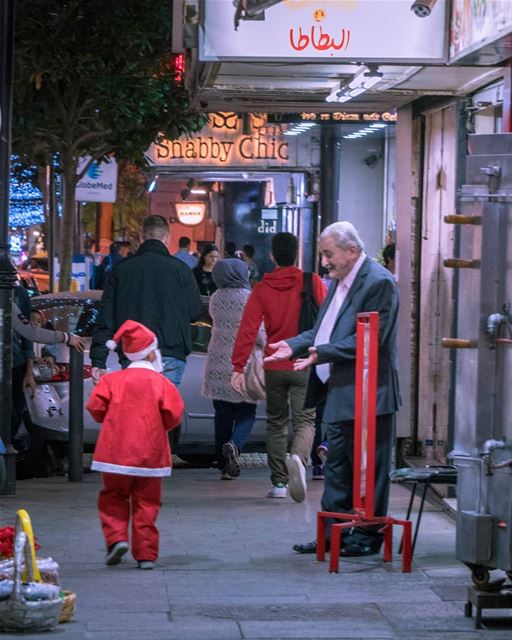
[201,0,447,63]
[450,0,512,62]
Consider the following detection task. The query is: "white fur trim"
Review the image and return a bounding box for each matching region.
[106,340,117,350]
[91,460,171,476]
[127,360,159,372]
[125,338,158,361]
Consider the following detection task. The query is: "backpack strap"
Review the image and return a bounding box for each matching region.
[303,271,314,298]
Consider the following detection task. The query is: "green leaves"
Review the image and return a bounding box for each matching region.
[13,0,205,289]
[13,0,204,166]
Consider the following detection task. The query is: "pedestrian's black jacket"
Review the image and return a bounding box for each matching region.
[90,239,203,368]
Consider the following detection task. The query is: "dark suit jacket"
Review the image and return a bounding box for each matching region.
[287,257,400,423]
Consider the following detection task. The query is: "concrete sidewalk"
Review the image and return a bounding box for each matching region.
[0,467,510,639]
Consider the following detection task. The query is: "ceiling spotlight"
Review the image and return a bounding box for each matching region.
[325,65,383,104]
[411,0,437,18]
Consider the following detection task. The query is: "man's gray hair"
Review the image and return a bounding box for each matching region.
[320,221,364,252]
[142,215,169,241]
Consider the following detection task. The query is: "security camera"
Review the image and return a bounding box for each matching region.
[411,0,437,17]
[364,154,379,167]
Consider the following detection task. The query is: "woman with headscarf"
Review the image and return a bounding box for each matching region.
[202,258,263,480]
[193,243,220,296]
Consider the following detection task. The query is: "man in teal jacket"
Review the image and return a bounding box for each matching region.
[266,221,400,557]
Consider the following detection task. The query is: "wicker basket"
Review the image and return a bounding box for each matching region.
[59,590,76,623]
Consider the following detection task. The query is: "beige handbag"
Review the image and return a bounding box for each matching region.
[245,345,266,401]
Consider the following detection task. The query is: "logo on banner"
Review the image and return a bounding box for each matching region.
[87,162,103,180]
[75,157,118,203]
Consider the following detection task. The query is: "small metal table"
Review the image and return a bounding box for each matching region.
[389,465,457,556]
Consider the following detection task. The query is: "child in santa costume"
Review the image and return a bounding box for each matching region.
[86,320,183,570]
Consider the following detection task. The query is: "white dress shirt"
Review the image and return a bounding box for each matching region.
[314,253,366,383]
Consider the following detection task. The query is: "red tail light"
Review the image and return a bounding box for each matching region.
[50,364,92,382]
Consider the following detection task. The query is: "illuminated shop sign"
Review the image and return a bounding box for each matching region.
[150,113,294,168]
[175,202,206,226]
[268,112,397,124]
[201,0,447,63]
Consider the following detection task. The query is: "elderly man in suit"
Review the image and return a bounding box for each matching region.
[265,221,400,557]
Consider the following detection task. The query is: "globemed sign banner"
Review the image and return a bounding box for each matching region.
[75,157,118,203]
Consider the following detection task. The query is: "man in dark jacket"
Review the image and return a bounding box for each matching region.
[90,215,202,387]
[266,221,400,557]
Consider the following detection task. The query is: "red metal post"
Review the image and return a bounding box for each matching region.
[315,311,412,573]
[353,312,379,518]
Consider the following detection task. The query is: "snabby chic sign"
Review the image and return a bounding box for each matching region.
[201,0,447,63]
[148,113,315,169]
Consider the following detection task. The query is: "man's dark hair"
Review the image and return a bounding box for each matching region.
[109,242,121,254]
[225,241,237,257]
[271,232,298,267]
[142,215,169,240]
[178,236,191,249]
[243,244,255,259]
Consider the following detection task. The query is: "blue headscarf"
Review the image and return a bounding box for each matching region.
[212,258,250,290]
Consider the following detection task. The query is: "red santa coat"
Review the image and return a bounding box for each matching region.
[86,361,183,477]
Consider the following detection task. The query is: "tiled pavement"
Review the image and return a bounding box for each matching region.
[0,465,511,639]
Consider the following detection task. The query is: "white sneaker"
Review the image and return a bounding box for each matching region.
[288,454,307,503]
[267,483,288,498]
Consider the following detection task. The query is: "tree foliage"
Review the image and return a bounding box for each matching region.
[13,0,205,289]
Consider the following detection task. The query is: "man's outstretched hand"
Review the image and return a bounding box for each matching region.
[264,340,292,363]
[293,347,318,371]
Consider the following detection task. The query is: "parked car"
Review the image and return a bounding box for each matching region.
[18,256,50,294]
[23,292,268,466]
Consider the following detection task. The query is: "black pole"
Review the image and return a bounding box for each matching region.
[319,122,342,230]
[0,0,17,495]
[46,164,56,292]
[68,347,84,481]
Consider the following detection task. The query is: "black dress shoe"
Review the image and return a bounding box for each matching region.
[340,542,381,557]
[293,539,330,554]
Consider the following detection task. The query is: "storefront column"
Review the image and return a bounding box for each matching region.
[97,202,113,254]
[320,124,342,228]
[502,59,512,133]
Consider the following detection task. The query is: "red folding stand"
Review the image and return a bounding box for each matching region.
[316,312,412,573]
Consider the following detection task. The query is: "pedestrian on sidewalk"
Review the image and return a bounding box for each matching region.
[90,215,202,389]
[231,232,326,502]
[202,259,263,480]
[86,320,184,570]
[266,221,400,557]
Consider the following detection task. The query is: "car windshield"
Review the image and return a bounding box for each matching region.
[29,291,213,352]
[29,292,102,336]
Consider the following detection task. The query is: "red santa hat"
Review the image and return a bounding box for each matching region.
[106,320,158,361]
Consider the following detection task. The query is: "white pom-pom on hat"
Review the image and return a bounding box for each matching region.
[107,320,158,361]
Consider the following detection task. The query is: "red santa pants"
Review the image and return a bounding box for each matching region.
[98,473,162,561]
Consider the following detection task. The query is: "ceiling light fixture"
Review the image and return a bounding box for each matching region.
[325,64,383,104]
[342,123,388,139]
[283,123,317,136]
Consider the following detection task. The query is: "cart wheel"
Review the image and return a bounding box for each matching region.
[471,566,490,588]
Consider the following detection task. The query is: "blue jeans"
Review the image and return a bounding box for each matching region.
[213,400,256,472]
[161,357,186,451]
[161,356,186,387]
